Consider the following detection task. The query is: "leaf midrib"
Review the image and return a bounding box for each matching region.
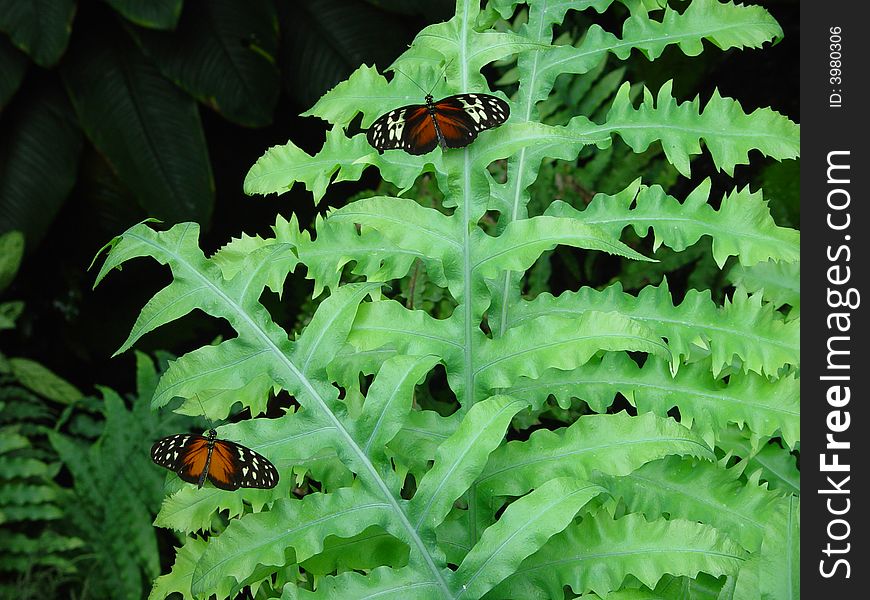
[512,304,798,353]
[477,436,710,487]
[126,230,452,596]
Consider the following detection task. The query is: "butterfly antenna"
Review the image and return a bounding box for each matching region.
[391,67,429,96]
[192,393,214,433]
[428,58,455,95]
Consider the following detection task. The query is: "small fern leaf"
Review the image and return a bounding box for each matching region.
[603,81,799,177]
[757,495,799,600]
[472,215,653,281]
[728,259,800,310]
[191,487,393,599]
[0,429,30,454]
[718,431,800,496]
[300,526,409,577]
[0,482,62,505]
[154,486,247,534]
[387,409,460,482]
[507,353,799,449]
[596,456,781,553]
[0,504,64,523]
[149,537,207,600]
[96,223,296,358]
[243,129,370,203]
[474,311,671,394]
[392,0,544,93]
[355,354,442,489]
[527,0,783,109]
[324,196,458,288]
[622,0,783,57]
[553,178,800,267]
[281,565,446,600]
[0,456,54,479]
[210,213,304,297]
[408,395,528,538]
[490,511,747,598]
[467,119,608,171]
[291,283,382,379]
[452,477,605,598]
[301,216,422,297]
[302,64,401,128]
[151,338,276,410]
[350,300,465,373]
[513,280,799,377]
[476,412,712,499]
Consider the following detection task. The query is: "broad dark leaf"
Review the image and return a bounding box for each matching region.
[78,146,146,238]
[61,31,214,225]
[101,0,183,30]
[0,0,76,66]
[0,79,81,248]
[0,34,28,110]
[279,0,412,110]
[0,230,25,292]
[130,0,279,127]
[361,0,454,19]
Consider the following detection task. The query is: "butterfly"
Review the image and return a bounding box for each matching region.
[151,429,279,491]
[366,92,510,155]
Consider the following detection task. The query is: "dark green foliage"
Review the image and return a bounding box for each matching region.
[0,0,428,250]
[129,0,281,127]
[0,394,81,598]
[278,0,412,110]
[0,346,193,598]
[0,34,27,109]
[2,1,799,598]
[61,29,216,225]
[0,0,76,67]
[48,354,194,599]
[95,1,799,598]
[0,230,24,295]
[1,240,192,597]
[0,247,83,594]
[0,80,82,248]
[101,0,183,30]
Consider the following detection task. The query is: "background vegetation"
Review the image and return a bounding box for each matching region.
[1,0,797,598]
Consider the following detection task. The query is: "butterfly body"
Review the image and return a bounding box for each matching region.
[151,429,278,491]
[367,93,509,155]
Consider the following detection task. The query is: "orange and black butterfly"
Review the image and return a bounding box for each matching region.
[366,92,510,155]
[151,429,278,491]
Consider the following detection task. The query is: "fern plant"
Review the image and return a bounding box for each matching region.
[1,231,194,598]
[0,378,83,598]
[1,229,82,597]
[96,1,799,598]
[46,352,195,599]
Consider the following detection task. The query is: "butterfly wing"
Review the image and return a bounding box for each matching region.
[151,434,210,486]
[152,433,279,491]
[207,439,280,491]
[432,94,510,149]
[367,104,437,155]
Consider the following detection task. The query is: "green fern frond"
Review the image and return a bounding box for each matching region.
[97,0,800,597]
[728,259,800,310]
[475,412,711,499]
[595,456,781,553]
[548,178,800,268]
[510,280,798,377]
[602,81,798,177]
[504,0,783,113]
[506,353,799,449]
[489,511,747,598]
